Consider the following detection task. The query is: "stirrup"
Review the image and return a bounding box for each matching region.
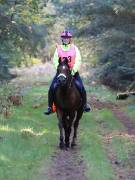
[44,107,53,115]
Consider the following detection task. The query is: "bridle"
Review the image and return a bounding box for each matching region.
[69,75,74,88]
[57,63,74,88]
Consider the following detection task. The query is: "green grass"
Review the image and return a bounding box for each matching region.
[112,136,135,165]
[111,136,135,179]
[85,83,117,102]
[79,107,134,180]
[79,109,125,180]
[79,127,115,179]
[0,86,58,180]
[126,106,135,121]
[94,109,125,133]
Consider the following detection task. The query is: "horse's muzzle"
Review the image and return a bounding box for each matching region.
[57,74,67,86]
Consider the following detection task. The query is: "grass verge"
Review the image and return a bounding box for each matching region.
[79,109,125,180]
[0,86,58,180]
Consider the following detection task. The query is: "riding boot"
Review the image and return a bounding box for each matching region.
[44,87,54,115]
[82,88,91,112]
[74,72,91,112]
[44,75,58,115]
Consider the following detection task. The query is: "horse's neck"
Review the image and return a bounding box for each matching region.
[68,76,74,87]
[60,78,74,91]
[58,83,78,97]
[56,83,81,110]
[59,85,69,93]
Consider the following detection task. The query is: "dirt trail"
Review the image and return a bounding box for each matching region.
[89,96,135,135]
[89,97,135,180]
[112,109,135,135]
[43,148,87,180]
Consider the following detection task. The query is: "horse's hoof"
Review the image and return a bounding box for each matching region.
[71,142,77,148]
[59,143,65,150]
[65,143,70,149]
[65,147,69,151]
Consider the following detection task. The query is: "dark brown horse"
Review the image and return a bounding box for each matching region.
[54,58,83,149]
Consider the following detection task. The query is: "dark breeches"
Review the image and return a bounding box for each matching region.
[48,74,58,107]
[74,72,87,105]
[74,72,85,93]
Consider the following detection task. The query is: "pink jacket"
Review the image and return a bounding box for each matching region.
[56,44,76,69]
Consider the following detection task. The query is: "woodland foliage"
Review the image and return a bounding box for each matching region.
[0,0,135,90]
[0,0,49,79]
[61,0,135,90]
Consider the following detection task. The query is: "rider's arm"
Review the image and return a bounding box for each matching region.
[53,49,59,69]
[72,46,82,74]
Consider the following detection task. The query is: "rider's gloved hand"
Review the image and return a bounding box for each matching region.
[71,69,75,76]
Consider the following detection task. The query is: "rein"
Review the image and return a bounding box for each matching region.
[69,75,74,88]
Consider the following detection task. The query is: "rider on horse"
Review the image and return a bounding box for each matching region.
[44,30,91,115]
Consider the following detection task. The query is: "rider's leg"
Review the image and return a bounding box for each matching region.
[74,72,91,112]
[44,75,57,115]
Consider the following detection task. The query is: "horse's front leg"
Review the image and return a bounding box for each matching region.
[57,110,65,149]
[71,110,83,147]
[63,115,72,149]
[71,120,79,147]
[58,121,65,149]
[65,126,71,149]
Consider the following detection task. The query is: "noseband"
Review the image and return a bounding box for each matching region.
[57,70,74,88]
[57,59,74,88]
[57,73,67,79]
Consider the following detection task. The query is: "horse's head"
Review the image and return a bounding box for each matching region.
[57,57,71,87]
